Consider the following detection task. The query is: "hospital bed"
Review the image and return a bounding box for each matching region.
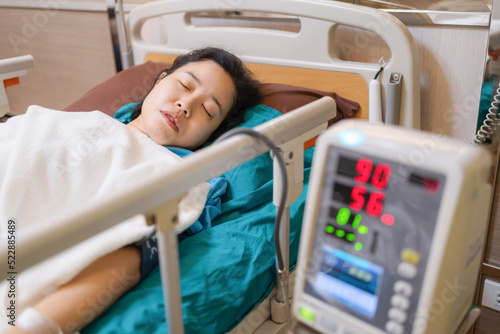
[0,55,33,118]
[0,0,420,333]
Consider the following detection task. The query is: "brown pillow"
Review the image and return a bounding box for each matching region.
[64,61,169,116]
[64,61,359,123]
[259,83,358,126]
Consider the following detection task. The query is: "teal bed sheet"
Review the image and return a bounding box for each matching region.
[82,104,315,333]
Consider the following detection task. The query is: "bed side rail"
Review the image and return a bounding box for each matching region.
[0,96,336,279]
[0,55,34,117]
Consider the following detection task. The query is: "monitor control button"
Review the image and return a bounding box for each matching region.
[394,280,413,297]
[319,316,338,333]
[388,307,408,323]
[385,321,404,334]
[343,329,359,334]
[397,262,417,279]
[298,306,316,322]
[401,248,420,264]
[391,294,410,310]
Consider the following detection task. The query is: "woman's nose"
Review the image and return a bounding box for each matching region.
[176,101,190,118]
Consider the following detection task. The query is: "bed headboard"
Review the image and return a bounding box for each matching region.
[128,0,420,129]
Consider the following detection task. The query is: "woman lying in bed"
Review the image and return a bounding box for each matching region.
[1,47,261,334]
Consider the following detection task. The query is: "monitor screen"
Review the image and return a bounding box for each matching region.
[304,147,445,325]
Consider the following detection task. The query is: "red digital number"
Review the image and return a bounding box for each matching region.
[350,185,366,211]
[351,158,389,216]
[366,191,385,217]
[422,178,440,193]
[354,158,373,185]
[371,163,391,189]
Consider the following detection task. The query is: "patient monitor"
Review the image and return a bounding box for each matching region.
[293,120,492,334]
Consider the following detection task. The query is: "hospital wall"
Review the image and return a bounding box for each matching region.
[0,0,116,112]
[0,1,499,333]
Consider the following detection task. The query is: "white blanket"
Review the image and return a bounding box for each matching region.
[0,106,210,327]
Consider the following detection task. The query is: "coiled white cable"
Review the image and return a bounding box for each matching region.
[473,81,500,144]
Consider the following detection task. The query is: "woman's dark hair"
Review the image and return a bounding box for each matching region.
[130,47,262,144]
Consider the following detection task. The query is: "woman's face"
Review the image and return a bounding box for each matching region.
[132,60,236,149]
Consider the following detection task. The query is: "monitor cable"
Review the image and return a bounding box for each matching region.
[215,127,292,328]
[473,80,500,144]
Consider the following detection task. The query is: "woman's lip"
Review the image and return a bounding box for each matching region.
[161,112,179,132]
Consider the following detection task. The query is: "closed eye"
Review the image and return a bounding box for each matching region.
[179,81,190,91]
[203,105,213,119]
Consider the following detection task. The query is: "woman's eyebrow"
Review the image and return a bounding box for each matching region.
[185,71,223,116]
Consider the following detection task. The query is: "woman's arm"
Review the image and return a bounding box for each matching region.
[3,246,141,334]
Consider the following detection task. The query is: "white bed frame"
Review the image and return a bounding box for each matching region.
[0,1,420,333]
[127,0,420,129]
[0,55,33,117]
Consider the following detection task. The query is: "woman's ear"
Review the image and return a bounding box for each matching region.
[155,71,168,84]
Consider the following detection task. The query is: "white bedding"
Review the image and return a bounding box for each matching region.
[0,106,210,327]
